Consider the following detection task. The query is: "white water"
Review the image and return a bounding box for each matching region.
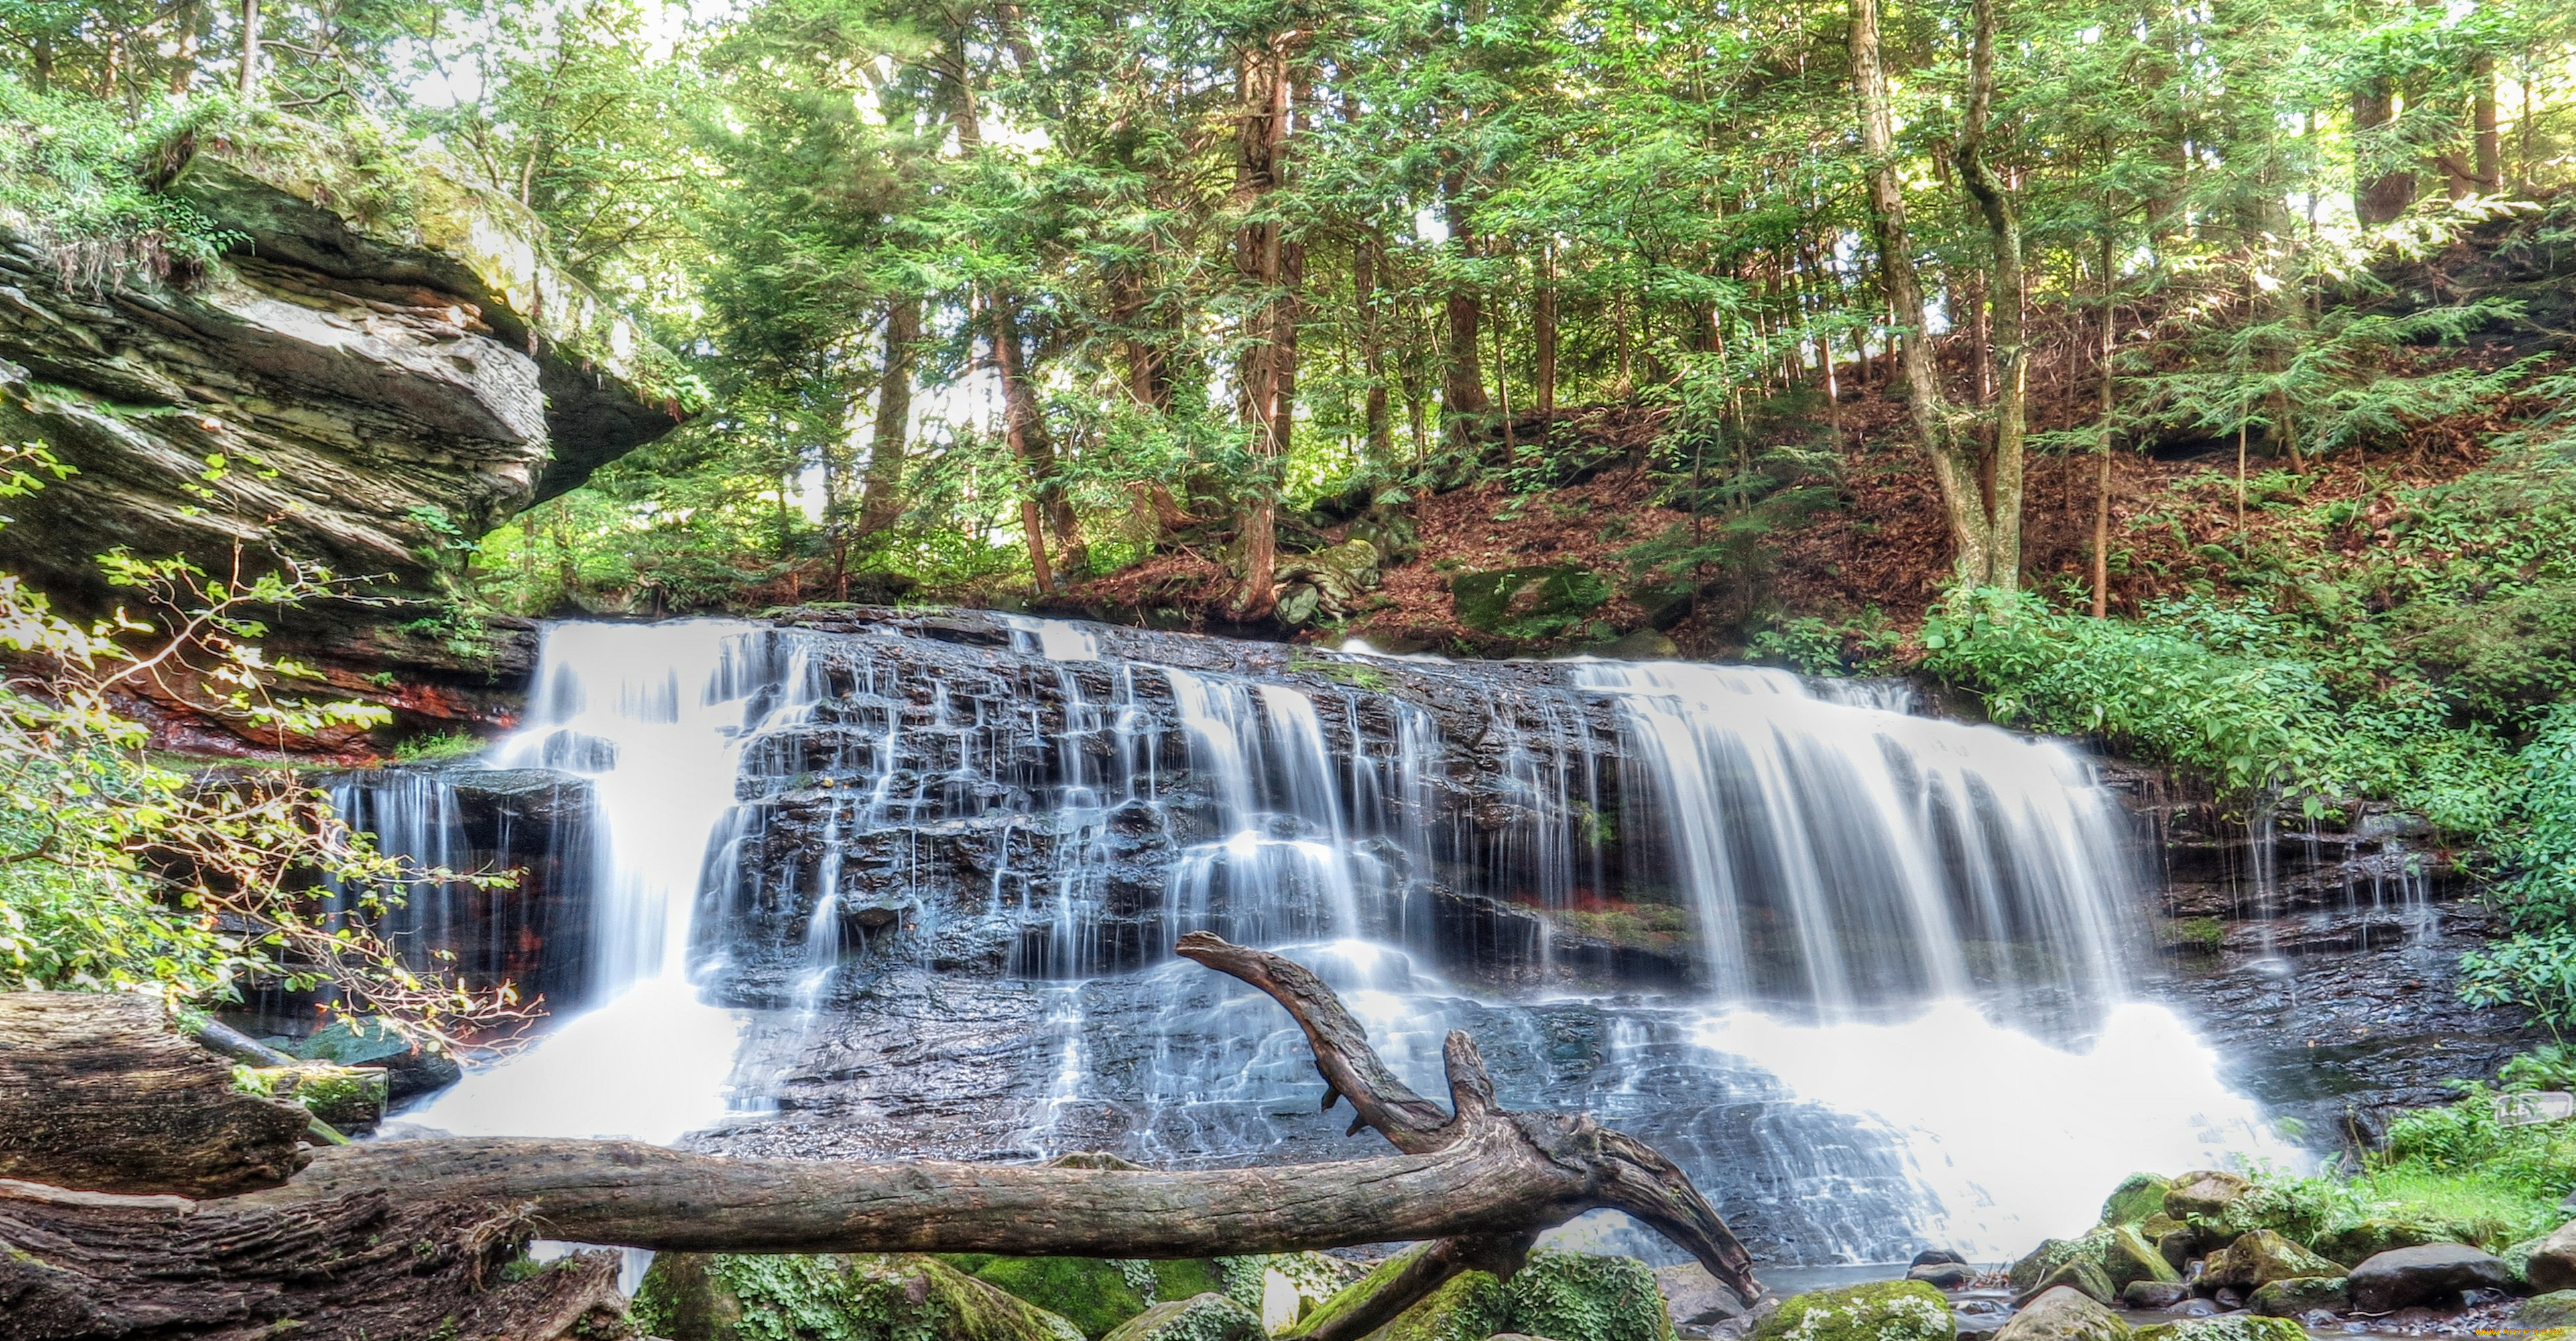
[369,614,2298,1261]
[412,621,788,1143]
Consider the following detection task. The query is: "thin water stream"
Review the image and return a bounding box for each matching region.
[369,615,2300,1263]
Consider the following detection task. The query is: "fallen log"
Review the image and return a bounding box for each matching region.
[0,992,312,1196]
[0,938,1760,1340]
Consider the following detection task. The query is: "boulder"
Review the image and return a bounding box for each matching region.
[1910,1263,1980,1289]
[2162,1172,2252,1222]
[2017,1259,2117,1309]
[934,1255,1234,1338]
[2519,1289,2576,1330]
[2120,1283,2190,1310]
[2247,1277,2349,1317]
[1991,1287,2127,1341]
[2130,1318,2304,1341]
[2138,1214,2184,1243]
[294,1016,463,1101]
[1451,565,1612,641]
[2526,1219,2576,1293]
[2314,1218,2474,1269]
[1273,540,1384,627]
[1596,628,1681,660]
[1102,1294,1264,1341]
[631,1252,1086,1341]
[1656,1263,1752,1334]
[1748,1281,1953,1341]
[2102,1226,2181,1290]
[2201,1231,2343,1289]
[2102,1175,2174,1228]
[1368,1271,1510,1341]
[2155,1230,2200,1273]
[2009,1238,2100,1294]
[2345,1244,2514,1312]
[1914,1250,1971,1268]
[1501,1252,1678,1341]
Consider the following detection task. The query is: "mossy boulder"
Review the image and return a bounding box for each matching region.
[2130,1317,2304,1341]
[2246,1276,2350,1317]
[2528,1219,2576,1293]
[1101,1294,1264,1341]
[1747,1280,1955,1341]
[1370,1270,1512,1341]
[241,1061,387,1132]
[1501,1251,1676,1341]
[2137,1214,2183,1243]
[1451,565,1612,640]
[2162,1172,2252,1222]
[2313,1219,2471,1268]
[936,1256,1233,1338]
[1293,1249,1672,1341]
[2101,1175,2174,1228]
[2201,1231,2343,1289]
[2101,1226,2181,1291]
[2018,1259,2117,1308]
[1992,1286,2126,1341]
[2520,1289,2576,1330]
[2008,1238,2102,1294]
[632,1252,1085,1341]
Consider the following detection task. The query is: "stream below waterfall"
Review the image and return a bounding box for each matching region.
[357,613,2301,1267]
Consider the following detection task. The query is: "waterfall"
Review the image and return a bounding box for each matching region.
[359,612,2295,1262]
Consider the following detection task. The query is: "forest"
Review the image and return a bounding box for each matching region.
[11,0,2576,1337]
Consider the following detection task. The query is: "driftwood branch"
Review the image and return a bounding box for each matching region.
[0,939,1757,1340]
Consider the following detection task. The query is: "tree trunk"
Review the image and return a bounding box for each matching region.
[2473,54,2501,191]
[2352,78,2416,224]
[0,993,312,1198]
[2093,231,2116,620]
[859,298,918,538]
[0,943,1760,1339]
[988,296,1055,593]
[1853,0,2010,588]
[1534,241,1557,450]
[1356,230,1395,468]
[236,0,259,97]
[1228,32,1300,620]
[1441,188,1489,443]
[1953,0,2026,591]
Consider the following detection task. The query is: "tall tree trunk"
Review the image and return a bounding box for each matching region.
[1853,0,2009,588]
[1534,241,1558,449]
[2352,77,2416,223]
[859,298,918,538]
[2093,231,2116,619]
[237,0,259,97]
[2473,54,2502,190]
[1228,32,1299,620]
[988,296,1054,593]
[1356,230,1394,467]
[1954,0,2026,591]
[1441,187,1489,445]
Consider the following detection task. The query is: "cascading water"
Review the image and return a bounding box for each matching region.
[367,611,2295,1265]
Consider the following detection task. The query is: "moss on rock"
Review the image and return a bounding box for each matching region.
[2520,1289,2576,1331]
[1376,1271,1512,1341]
[631,1251,1085,1341]
[930,1256,1241,1338]
[1992,1287,2126,1341]
[2130,1316,2304,1341]
[2247,1276,2349,1316]
[2019,1259,2117,1307]
[2101,1175,2174,1228]
[2202,1231,2343,1289]
[2313,1219,2468,1267]
[1502,1251,1676,1341]
[2009,1238,2105,1295]
[2101,1226,2181,1291]
[1100,1294,1264,1341]
[1748,1280,1955,1341]
[2161,1172,2252,1222]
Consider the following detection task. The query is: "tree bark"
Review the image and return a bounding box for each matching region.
[1952,0,2026,591]
[0,993,311,1198]
[1357,230,1395,468]
[236,0,259,98]
[2473,54,2501,191]
[858,297,918,538]
[1227,32,1301,620]
[0,941,1760,1338]
[1534,241,1558,450]
[2092,231,2115,620]
[988,295,1056,593]
[1441,188,1489,443]
[1852,0,2014,588]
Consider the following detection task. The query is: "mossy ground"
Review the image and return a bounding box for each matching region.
[934,1256,1231,1339]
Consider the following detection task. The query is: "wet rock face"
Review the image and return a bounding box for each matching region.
[2092,762,2538,1142]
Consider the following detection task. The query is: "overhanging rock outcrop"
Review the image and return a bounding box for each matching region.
[0,111,700,609]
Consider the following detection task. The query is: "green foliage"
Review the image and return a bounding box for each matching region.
[632,1253,1085,1341]
[1503,1252,1677,1341]
[0,78,243,285]
[1748,1280,1953,1341]
[1746,612,1906,678]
